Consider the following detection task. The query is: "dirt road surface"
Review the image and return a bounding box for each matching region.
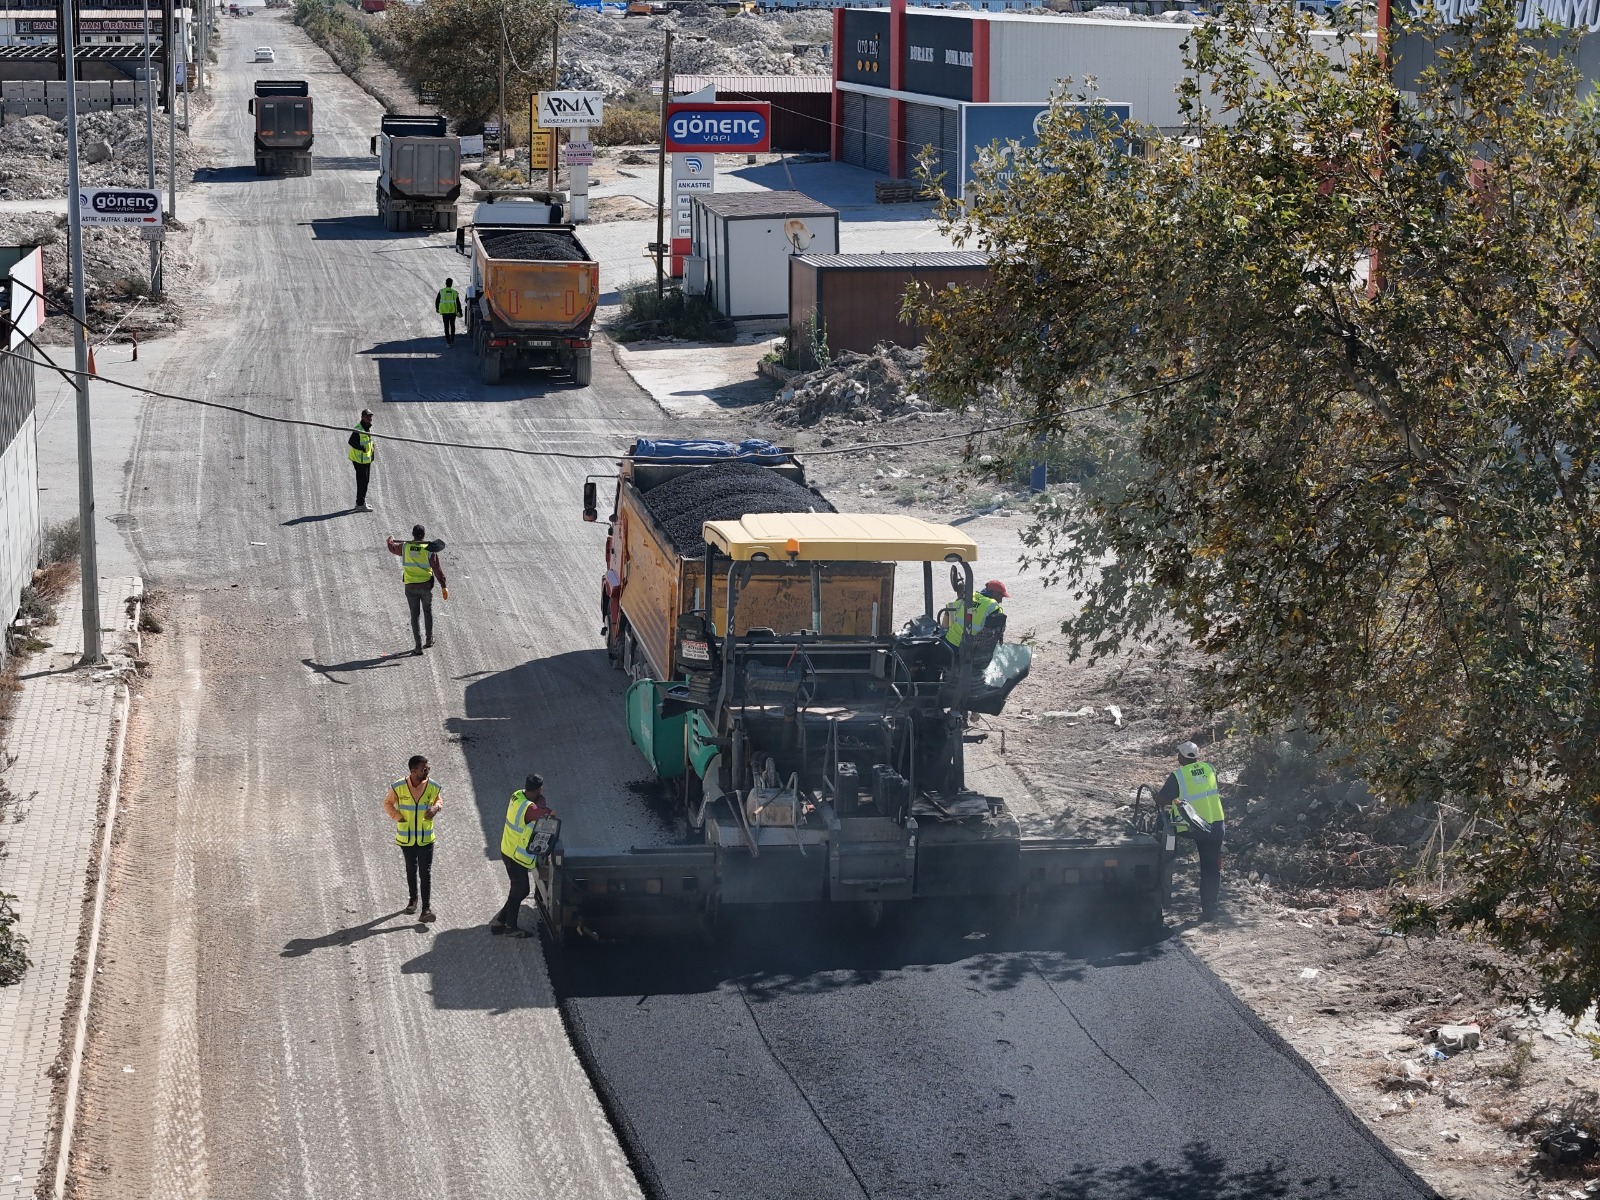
[63,15,1441,1200]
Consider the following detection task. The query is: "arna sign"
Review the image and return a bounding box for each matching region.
[664,102,771,154]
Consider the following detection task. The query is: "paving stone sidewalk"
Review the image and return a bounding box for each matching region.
[0,577,142,1200]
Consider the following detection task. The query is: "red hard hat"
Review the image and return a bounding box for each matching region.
[983,579,1009,599]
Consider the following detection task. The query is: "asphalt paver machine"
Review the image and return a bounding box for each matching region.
[536,512,1170,941]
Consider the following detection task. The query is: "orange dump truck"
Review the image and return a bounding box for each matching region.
[464,199,599,386]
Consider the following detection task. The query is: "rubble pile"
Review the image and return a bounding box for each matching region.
[0,110,210,200]
[638,460,835,556]
[560,6,832,97]
[767,344,935,427]
[0,211,192,339]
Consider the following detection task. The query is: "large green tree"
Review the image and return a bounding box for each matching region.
[386,0,567,125]
[917,0,1600,1014]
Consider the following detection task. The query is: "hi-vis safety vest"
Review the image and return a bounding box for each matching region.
[437,287,460,315]
[1169,761,1224,832]
[402,541,433,584]
[945,593,1001,647]
[348,425,373,465]
[501,790,540,867]
[393,777,441,847]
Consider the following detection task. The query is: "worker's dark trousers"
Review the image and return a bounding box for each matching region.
[401,843,434,910]
[496,854,531,930]
[1189,823,1225,920]
[441,313,457,345]
[353,462,370,507]
[405,585,433,647]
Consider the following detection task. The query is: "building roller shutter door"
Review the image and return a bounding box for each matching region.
[841,91,867,168]
[904,102,959,194]
[862,94,890,174]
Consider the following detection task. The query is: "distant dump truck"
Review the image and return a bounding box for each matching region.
[465,199,599,386]
[370,114,461,232]
[249,80,312,176]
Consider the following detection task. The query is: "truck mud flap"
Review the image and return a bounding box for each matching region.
[1015,835,1166,913]
[540,844,717,941]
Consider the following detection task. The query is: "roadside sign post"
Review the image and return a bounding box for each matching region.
[537,89,604,223]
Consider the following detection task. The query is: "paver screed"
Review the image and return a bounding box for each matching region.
[0,577,141,1200]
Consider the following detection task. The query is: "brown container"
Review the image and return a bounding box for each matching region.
[788,251,991,365]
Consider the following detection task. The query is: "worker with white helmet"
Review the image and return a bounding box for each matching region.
[1155,740,1226,922]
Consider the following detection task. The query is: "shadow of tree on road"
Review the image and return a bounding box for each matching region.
[1017,1141,1354,1200]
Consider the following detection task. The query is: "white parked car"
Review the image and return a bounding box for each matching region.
[254,46,274,61]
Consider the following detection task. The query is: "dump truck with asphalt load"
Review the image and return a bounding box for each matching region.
[533,440,1172,941]
[463,199,598,386]
[248,80,313,177]
[370,115,461,232]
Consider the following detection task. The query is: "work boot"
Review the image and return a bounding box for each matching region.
[358,503,373,512]
[414,641,424,656]
[425,637,434,649]
[403,901,417,915]
[420,909,437,923]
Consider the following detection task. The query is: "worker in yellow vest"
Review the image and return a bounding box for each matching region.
[383,754,443,922]
[491,773,555,938]
[943,579,1008,648]
[346,408,374,512]
[435,276,461,346]
[1156,741,1226,922]
[386,523,449,655]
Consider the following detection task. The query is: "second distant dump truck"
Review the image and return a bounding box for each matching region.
[465,199,599,386]
[248,80,313,176]
[370,115,461,232]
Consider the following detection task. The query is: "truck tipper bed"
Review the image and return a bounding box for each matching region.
[464,200,598,386]
[249,80,313,177]
[371,115,461,232]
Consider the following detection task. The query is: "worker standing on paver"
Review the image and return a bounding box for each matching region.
[943,579,1008,648]
[347,408,375,512]
[435,277,461,346]
[384,754,442,923]
[386,524,448,655]
[491,773,555,938]
[1156,741,1226,922]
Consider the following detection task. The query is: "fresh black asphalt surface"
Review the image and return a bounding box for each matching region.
[554,914,1439,1200]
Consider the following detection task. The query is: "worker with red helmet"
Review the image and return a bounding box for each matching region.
[943,578,1009,647]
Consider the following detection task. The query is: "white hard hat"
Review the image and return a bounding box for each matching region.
[1177,741,1200,763]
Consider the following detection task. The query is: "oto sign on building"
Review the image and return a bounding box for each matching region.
[77,188,161,226]
[664,102,772,153]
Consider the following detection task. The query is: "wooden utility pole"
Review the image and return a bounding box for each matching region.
[654,29,672,300]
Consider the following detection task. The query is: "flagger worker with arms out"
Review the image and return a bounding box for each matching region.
[386,524,448,655]
[1156,740,1227,922]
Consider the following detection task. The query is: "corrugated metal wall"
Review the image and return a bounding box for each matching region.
[0,340,40,643]
[903,102,959,194]
[712,90,833,154]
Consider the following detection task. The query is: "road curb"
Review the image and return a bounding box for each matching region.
[49,606,138,1200]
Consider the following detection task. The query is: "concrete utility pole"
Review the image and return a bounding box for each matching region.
[547,25,558,195]
[498,22,508,166]
[654,28,672,300]
[142,4,159,291]
[62,3,103,664]
[168,42,178,219]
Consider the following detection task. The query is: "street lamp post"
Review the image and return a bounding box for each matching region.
[62,1,103,664]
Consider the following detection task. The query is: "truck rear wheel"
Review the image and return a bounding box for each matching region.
[571,349,593,387]
[481,350,502,385]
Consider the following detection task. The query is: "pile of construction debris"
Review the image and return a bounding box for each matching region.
[638,460,834,556]
[0,210,192,340]
[766,344,939,427]
[0,110,209,201]
[560,6,832,97]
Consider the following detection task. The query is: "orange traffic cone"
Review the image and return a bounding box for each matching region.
[87,345,97,375]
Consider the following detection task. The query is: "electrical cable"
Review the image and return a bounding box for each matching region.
[0,342,1183,462]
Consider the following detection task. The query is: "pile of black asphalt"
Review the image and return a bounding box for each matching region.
[550,913,1440,1200]
[478,230,588,261]
[638,461,836,557]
